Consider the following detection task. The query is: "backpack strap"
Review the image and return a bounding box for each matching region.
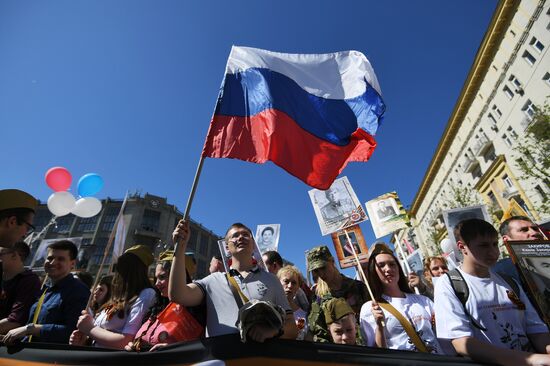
[225,272,249,308]
[445,269,486,331]
[378,300,429,353]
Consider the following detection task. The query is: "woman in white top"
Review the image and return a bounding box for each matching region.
[70,245,156,349]
[359,243,443,354]
[277,265,309,340]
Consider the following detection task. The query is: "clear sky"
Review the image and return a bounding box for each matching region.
[0,0,498,276]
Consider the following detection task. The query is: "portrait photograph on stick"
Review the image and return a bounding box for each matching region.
[504,240,550,327]
[330,225,368,269]
[254,223,281,254]
[365,191,409,239]
[309,176,368,236]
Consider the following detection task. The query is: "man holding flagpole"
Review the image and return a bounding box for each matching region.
[169,220,297,342]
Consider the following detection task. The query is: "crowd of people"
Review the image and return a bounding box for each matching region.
[0,188,549,366]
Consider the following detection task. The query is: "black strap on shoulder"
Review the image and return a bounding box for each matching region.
[496,272,520,298]
[446,269,486,331]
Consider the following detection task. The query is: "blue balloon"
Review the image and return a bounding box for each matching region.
[77,173,104,197]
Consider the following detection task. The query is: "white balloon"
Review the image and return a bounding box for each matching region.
[72,197,102,218]
[47,191,76,217]
[440,238,455,255]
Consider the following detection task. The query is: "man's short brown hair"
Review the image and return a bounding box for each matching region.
[454,218,498,245]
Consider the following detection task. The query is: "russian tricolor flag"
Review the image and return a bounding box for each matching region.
[202,46,386,190]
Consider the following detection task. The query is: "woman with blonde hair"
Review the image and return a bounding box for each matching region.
[277,265,309,340]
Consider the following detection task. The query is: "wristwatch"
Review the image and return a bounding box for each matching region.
[25,323,36,335]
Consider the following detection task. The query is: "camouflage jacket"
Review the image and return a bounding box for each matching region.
[307,275,370,343]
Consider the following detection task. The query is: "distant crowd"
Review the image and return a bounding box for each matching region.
[0,188,549,366]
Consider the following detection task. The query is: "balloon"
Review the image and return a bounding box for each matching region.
[77,173,104,197]
[440,238,455,255]
[45,167,72,192]
[47,191,76,216]
[72,197,102,218]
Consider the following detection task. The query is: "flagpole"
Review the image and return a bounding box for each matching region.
[343,229,384,328]
[87,193,128,310]
[175,156,205,255]
[393,234,419,294]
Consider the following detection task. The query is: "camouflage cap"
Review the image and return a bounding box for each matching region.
[323,297,354,325]
[0,189,37,212]
[307,245,333,271]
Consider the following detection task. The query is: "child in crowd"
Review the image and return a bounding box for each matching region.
[90,276,112,315]
[324,298,359,345]
[434,218,550,366]
[360,243,443,354]
[70,245,156,349]
[277,265,309,340]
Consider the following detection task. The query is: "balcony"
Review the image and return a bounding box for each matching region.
[502,186,519,200]
[473,134,491,156]
[463,155,480,173]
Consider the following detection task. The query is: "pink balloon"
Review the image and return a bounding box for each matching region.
[45,167,72,192]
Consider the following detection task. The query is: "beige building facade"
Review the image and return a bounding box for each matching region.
[398,0,550,257]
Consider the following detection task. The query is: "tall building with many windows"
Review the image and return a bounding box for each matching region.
[28,192,222,279]
[396,0,550,257]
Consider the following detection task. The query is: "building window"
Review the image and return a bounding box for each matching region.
[77,216,98,232]
[482,145,496,163]
[535,185,547,200]
[529,37,544,53]
[507,126,518,139]
[543,72,550,87]
[509,74,522,89]
[522,99,536,119]
[488,113,497,126]
[102,206,120,231]
[503,85,514,99]
[502,133,513,147]
[487,191,498,206]
[502,174,513,188]
[522,50,536,66]
[52,215,75,233]
[492,105,502,118]
[33,210,53,231]
[141,209,160,232]
[471,165,482,180]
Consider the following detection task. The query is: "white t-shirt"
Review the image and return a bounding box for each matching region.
[360,293,443,354]
[94,288,157,346]
[434,268,548,352]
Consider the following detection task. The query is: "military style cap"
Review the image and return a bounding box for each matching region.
[158,250,174,262]
[0,189,37,212]
[323,297,354,325]
[368,241,393,259]
[307,245,333,271]
[124,245,154,267]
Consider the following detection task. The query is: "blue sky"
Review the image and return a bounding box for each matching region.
[0,0,498,276]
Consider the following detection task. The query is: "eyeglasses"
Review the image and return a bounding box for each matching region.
[21,220,35,235]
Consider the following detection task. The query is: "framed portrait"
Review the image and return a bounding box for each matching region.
[216,238,267,272]
[504,240,550,327]
[330,225,369,269]
[365,192,410,239]
[443,205,491,245]
[406,249,424,276]
[254,224,281,254]
[308,176,368,236]
[30,237,83,269]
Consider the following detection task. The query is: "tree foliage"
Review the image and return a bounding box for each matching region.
[514,100,550,214]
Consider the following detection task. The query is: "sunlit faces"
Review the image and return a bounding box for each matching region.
[279,272,299,299]
[459,234,500,268]
[1,212,34,246]
[155,264,170,297]
[44,248,75,281]
[505,220,543,241]
[226,227,253,255]
[328,314,356,345]
[93,284,109,305]
[374,253,399,287]
[429,259,448,277]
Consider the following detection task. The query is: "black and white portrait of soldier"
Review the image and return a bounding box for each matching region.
[376,199,397,221]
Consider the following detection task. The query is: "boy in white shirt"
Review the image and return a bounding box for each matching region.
[434,218,550,366]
